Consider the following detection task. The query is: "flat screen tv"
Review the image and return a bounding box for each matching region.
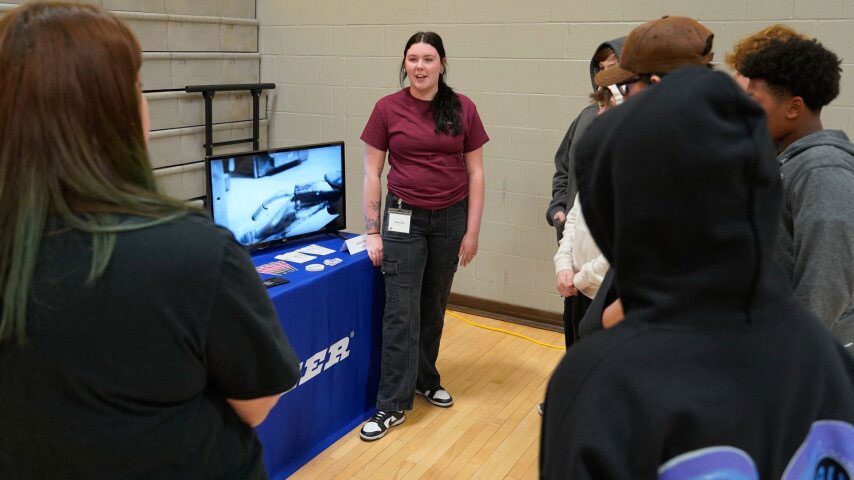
[206,142,345,249]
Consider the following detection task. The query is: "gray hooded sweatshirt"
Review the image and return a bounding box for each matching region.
[545,37,625,232]
[775,129,854,350]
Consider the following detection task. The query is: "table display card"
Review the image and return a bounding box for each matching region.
[341,235,367,255]
[297,244,337,256]
[275,252,317,264]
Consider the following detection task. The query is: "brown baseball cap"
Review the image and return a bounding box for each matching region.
[595,16,714,87]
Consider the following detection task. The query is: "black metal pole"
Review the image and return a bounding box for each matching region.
[203,90,215,157]
[251,89,261,151]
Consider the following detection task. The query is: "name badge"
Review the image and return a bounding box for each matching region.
[387,208,412,234]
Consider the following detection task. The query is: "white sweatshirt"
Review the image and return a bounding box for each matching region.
[553,194,609,299]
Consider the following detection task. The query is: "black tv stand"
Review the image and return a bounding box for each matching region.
[185,83,276,157]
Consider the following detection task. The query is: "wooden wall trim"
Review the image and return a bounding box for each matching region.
[447,293,564,333]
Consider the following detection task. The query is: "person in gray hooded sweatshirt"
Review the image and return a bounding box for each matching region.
[545,37,625,245]
[537,37,625,416]
[545,37,625,350]
[741,37,854,352]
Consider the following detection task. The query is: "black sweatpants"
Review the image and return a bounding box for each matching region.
[564,292,592,349]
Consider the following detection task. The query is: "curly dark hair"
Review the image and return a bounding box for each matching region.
[739,37,841,111]
[725,24,806,72]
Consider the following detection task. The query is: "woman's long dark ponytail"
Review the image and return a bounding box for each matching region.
[399,31,462,136]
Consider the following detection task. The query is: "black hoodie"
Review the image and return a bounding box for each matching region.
[540,67,854,479]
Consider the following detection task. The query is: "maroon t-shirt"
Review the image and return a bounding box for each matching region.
[360,88,489,209]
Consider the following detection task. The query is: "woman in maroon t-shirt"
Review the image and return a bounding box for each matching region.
[359,31,488,441]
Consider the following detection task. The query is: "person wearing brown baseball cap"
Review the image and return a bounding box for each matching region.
[571,16,716,339]
[595,15,714,98]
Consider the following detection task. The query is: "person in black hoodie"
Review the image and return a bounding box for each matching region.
[539,66,854,478]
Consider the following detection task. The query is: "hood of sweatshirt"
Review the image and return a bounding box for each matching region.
[778,129,854,167]
[574,66,791,326]
[589,37,626,92]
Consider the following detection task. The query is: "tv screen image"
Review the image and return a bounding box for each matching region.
[207,142,345,248]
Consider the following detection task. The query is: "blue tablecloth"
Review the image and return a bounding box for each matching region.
[251,233,383,479]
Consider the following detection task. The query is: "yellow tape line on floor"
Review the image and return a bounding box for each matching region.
[445,310,566,350]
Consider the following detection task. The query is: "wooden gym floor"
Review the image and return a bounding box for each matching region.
[290,311,566,479]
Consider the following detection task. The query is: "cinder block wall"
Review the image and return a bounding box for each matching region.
[259,0,854,314]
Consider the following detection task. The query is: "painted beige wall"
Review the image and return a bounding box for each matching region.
[257,0,854,314]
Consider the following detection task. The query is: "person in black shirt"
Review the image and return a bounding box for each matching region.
[0,3,299,479]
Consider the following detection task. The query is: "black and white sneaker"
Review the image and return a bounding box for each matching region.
[538,402,544,416]
[415,386,454,407]
[359,410,405,441]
